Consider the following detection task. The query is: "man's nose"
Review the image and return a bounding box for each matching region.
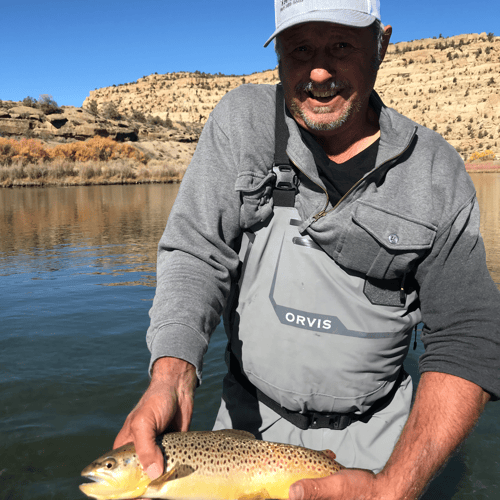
[309,51,335,84]
[310,67,334,85]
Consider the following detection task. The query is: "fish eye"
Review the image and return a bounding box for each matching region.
[102,458,117,470]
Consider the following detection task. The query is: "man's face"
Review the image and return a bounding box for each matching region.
[278,22,385,138]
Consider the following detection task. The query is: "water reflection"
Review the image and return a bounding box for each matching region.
[0,184,180,286]
[471,173,500,284]
[1,176,499,286]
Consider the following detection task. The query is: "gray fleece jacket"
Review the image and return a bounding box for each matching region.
[146,83,500,400]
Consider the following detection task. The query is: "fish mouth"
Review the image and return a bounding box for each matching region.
[79,472,150,500]
[79,481,115,500]
[79,473,122,499]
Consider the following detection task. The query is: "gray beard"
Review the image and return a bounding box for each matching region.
[290,95,362,132]
[280,56,379,132]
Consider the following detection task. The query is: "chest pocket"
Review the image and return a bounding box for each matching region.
[336,202,437,280]
[236,172,275,229]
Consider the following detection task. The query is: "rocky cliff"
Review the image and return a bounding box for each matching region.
[83,32,500,160]
[1,32,499,163]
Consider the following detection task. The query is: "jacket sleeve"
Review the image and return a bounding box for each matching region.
[146,113,243,381]
[416,196,500,400]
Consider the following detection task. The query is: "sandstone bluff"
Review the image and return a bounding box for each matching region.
[1,32,499,164]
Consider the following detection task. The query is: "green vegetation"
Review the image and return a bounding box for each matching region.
[21,94,61,114]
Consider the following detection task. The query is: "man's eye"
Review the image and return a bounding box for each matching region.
[291,45,313,60]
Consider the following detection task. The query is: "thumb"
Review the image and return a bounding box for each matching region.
[133,424,165,480]
[289,477,332,500]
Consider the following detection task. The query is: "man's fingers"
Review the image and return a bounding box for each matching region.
[289,476,338,500]
[112,418,164,479]
[110,359,197,485]
[135,437,164,479]
[289,481,306,500]
[290,479,319,500]
[113,420,134,450]
[145,462,163,481]
[290,469,379,500]
[131,415,166,479]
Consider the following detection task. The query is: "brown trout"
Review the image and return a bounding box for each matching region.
[80,429,344,500]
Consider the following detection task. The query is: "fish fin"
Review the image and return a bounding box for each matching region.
[237,489,271,500]
[147,464,196,490]
[216,429,256,440]
[321,449,337,461]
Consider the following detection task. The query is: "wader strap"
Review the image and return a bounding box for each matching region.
[226,348,404,431]
[272,84,297,208]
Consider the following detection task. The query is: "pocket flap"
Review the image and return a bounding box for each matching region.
[235,171,275,193]
[353,203,437,251]
[236,171,275,229]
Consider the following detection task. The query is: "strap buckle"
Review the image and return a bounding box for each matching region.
[308,412,354,430]
[272,164,297,190]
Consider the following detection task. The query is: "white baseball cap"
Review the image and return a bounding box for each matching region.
[264,0,381,47]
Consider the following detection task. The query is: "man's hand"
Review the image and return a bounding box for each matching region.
[290,469,380,500]
[289,372,490,500]
[113,357,197,480]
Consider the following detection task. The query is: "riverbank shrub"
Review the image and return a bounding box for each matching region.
[0,138,51,164]
[0,137,146,165]
[50,137,146,163]
[0,137,188,186]
[468,149,496,162]
[0,158,143,186]
[0,157,186,187]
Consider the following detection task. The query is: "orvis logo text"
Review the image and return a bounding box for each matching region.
[280,0,304,12]
[284,312,332,330]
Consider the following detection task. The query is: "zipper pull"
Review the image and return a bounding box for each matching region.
[400,272,407,304]
[312,211,327,222]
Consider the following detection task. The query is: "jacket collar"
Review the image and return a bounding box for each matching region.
[284,90,417,180]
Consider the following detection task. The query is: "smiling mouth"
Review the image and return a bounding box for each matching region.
[307,89,341,99]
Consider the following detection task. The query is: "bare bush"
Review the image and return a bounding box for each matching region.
[38,94,61,114]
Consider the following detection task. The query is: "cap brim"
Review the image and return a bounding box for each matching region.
[264,10,376,47]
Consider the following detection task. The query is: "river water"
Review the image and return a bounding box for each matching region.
[0,175,499,500]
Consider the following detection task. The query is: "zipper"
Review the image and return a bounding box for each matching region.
[291,129,417,224]
[313,210,327,222]
[400,271,407,304]
[290,161,331,219]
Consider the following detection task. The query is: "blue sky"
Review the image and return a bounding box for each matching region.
[1,0,497,107]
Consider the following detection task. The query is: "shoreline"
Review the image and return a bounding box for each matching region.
[465,168,500,173]
[0,157,188,188]
[1,163,499,189]
[0,175,182,188]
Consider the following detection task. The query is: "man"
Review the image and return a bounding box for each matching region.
[115,1,500,498]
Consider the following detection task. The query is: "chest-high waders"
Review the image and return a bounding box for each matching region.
[213,86,416,472]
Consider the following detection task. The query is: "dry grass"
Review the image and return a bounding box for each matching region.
[0,136,146,164]
[0,137,187,187]
[0,158,187,187]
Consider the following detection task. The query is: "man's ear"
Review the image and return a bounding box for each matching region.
[380,25,393,63]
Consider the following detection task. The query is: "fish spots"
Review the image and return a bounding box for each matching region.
[80,429,344,500]
[157,429,343,481]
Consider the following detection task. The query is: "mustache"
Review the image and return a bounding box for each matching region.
[295,81,351,93]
